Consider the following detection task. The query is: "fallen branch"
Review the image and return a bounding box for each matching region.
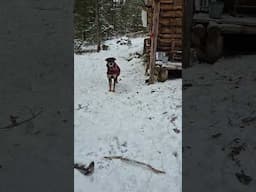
[104,156,166,174]
[74,161,94,176]
[0,110,43,130]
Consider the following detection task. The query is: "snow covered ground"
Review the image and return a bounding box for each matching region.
[74,37,182,192]
[183,55,256,191]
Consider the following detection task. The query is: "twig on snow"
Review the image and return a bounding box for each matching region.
[0,110,43,130]
[104,156,166,174]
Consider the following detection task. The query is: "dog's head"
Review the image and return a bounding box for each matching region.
[106,57,116,62]
[107,62,115,68]
[106,57,116,68]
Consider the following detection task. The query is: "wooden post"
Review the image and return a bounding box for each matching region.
[149,0,160,84]
[182,0,193,68]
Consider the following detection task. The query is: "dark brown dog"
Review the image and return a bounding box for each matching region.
[106,57,120,92]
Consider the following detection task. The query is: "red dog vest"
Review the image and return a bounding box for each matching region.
[107,63,120,76]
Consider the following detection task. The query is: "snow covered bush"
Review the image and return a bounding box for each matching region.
[116,36,132,46]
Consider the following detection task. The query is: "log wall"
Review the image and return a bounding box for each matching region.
[147,0,184,61]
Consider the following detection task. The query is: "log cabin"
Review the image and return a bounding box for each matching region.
[192,0,256,64]
[142,0,183,84]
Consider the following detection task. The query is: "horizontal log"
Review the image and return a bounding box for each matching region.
[160,10,183,17]
[157,47,182,52]
[158,38,182,44]
[159,24,182,28]
[191,21,256,35]
[160,40,182,46]
[176,28,182,33]
[158,33,182,39]
[158,45,182,50]
[159,27,176,33]
[157,47,172,51]
[148,0,183,6]
[158,44,182,50]
[159,18,182,26]
[158,40,172,46]
[151,24,185,31]
[159,27,182,34]
[160,5,183,11]
[160,0,174,3]
[221,24,256,34]
[173,0,183,6]
[193,13,256,27]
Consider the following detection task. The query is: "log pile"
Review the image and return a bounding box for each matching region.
[191,22,224,64]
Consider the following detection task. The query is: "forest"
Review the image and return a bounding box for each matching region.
[74,0,146,44]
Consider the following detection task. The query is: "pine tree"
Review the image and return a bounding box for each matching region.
[74,0,144,44]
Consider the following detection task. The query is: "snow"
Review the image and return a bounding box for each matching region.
[74,37,182,192]
[141,10,147,28]
[183,55,256,191]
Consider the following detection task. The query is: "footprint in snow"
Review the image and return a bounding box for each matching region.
[108,137,128,154]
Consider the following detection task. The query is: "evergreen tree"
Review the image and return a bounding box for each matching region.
[74,0,144,43]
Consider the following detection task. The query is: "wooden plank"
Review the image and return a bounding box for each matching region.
[149,0,161,84]
[157,61,182,70]
[165,64,182,70]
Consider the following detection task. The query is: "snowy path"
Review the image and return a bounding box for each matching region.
[74,37,182,192]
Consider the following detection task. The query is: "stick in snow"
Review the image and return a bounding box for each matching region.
[104,156,166,174]
[0,110,43,130]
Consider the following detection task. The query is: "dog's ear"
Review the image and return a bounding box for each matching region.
[106,57,116,62]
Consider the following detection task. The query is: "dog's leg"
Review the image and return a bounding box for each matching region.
[113,79,116,92]
[108,78,112,92]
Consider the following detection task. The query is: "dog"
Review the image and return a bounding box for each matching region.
[106,57,120,92]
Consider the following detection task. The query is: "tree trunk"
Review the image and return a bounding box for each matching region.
[96,0,101,52]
